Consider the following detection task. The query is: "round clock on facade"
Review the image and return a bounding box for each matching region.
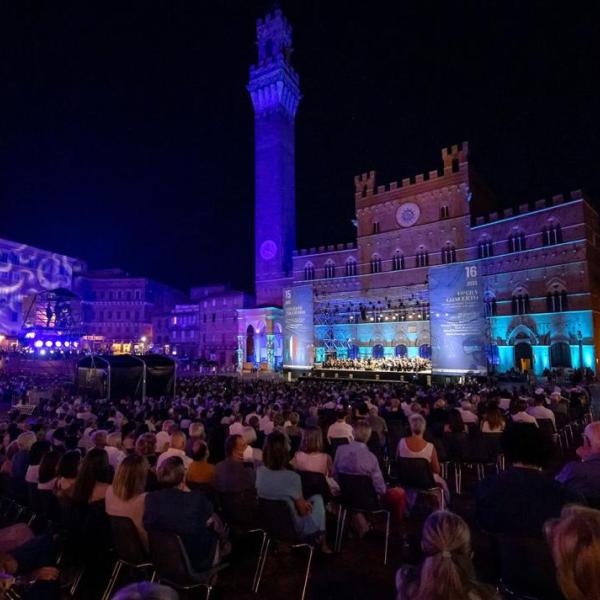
[396,202,420,227]
[259,240,278,260]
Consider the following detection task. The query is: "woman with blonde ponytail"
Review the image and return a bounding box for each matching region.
[396,511,499,600]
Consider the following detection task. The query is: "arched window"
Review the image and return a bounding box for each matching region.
[419,344,432,359]
[372,221,380,234]
[546,290,568,312]
[395,344,407,357]
[392,252,405,271]
[345,258,357,277]
[508,230,526,253]
[550,342,572,368]
[370,254,382,274]
[441,243,457,264]
[542,221,563,246]
[324,260,336,279]
[440,205,450,219]
[511,292,530,315]
[478,237,494,259]
[416,248,429,268]
[246,325,255,362]
[304,263,315,281]
[372,344,384,359]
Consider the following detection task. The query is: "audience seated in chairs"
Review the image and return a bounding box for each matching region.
[143,456,226,571]
[291,426,339,495]
[334,420,406,533]
[545,505,600,600]
[397,414,449,501]
[256,432,332,553]
[396,510,499,600]
[556,420,600,505]
[106,454,149,551]
[476,423,576,537]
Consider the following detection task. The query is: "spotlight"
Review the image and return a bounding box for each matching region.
[45,341,53,347]
[34,340,43,348]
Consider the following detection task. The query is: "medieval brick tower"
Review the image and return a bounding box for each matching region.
[248,7,301,307]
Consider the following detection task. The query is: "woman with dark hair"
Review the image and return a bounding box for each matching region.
[37,450,61,491]
[72,448,111,504]
[256,432,331,552]
[481,405,505,433]
[25,441,51,486]
[56,450,81,498]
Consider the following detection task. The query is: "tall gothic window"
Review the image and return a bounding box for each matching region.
[508,231,526,253]
[372,221,380,234]
[542,222,563,246]
[546,290,568,312]
[440,205,450,219]
[511,293,530,315]
[345,259,357,277]
[392,252,405,271]
[304,263,315,281]
[441,244,457,264]
[478,238,494,258]
[416,249,429,268]
[370,255,382,274]
[324,261,336,279]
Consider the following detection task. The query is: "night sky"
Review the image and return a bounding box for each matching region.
[1,1,599,294]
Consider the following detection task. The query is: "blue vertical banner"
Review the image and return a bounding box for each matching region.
[429,263,487,374]
[283,285,314,369]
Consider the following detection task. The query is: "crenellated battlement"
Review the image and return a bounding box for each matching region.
[354,141,469,200]
[293,242,356,257]
[472,189,585,227]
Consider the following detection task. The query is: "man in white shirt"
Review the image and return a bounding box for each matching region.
[327,411,354,443]
[155,420,175,454]
[157,431,192,471]
[228,414,245,436]
[512,399,538,426]
[458,401,479,424]
[528,395,556,429]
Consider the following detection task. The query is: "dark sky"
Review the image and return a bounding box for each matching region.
[1,1,599,294]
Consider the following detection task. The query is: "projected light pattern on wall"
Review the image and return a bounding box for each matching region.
[0,242,84,336]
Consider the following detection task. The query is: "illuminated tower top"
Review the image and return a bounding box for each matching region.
[249,7,301,307]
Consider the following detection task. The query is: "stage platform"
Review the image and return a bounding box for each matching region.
[304,367,431,384]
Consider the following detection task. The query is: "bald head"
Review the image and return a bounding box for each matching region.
[584,422,600,452]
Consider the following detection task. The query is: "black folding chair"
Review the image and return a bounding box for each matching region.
[473,433,504,480]
[296,470,331,503]
[394,457,444,510]
[101,516,155,600]
[255,498,315,600]
[441,431,471,494]
[218,490,265,591]
[335,473,391,565]
[148,530,227,600]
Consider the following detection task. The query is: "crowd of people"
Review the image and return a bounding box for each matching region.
[321,356,432,372]
[0,370,597,598]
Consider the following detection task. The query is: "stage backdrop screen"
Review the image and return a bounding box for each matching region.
[429,263,487,374]
[283,285,314,369]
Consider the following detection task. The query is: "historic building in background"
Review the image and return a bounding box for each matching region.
[74,269,187,354]
[234,6,600,376]
[154,285,253,365]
